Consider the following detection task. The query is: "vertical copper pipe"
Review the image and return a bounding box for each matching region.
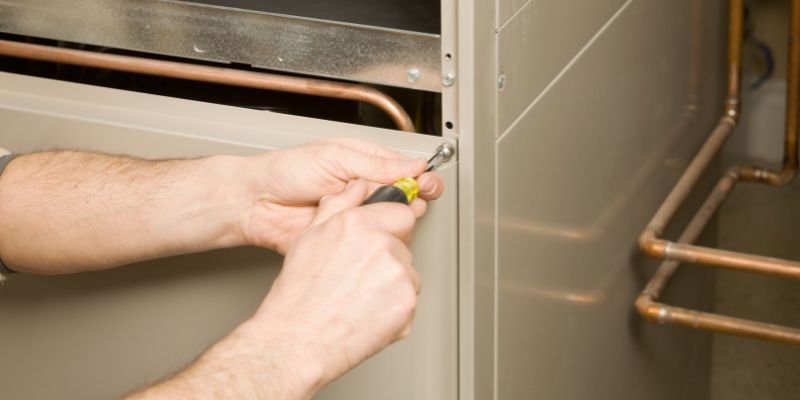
[640,117,735,252]
[639,0,744,254]
[738,0,800,185]
[725,0,745,119]
[0,40,417,132]
[785,0,800,175]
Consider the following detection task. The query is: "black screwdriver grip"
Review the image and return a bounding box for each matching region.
[361,185,409,205]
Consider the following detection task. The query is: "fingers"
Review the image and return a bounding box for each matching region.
[385,236,420,294]
[408,198,428,218]
[416,172,444,200]
[311,180,368,226]
[360,178,435,219]
[319,139,445,201]
[361,180,429,218]
[359,202,417,244]
[313,194,421,292]
[324,138,407,161]
[332,146,427,184]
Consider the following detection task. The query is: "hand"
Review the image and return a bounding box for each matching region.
[238,138,444,254]
[241,179,422,393]
[124,170,427,400]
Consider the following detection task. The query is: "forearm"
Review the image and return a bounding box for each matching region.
[0,151,249,274]
[126,320,322,400]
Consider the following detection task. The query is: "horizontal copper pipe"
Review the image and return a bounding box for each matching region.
[644,167,800,277]
[0,39,416,132]
[664,243,800,278]
[637,167,800,345]
[637,298,800,344]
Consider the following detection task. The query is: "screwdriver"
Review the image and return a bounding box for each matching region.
[362,143,455,205]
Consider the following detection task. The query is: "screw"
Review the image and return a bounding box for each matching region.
[442,72,456,87]
[497,74,507,90]
[407,68,421,83]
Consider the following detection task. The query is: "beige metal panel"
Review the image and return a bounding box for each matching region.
[440,0,459,139]
[0,73,458,400]
[496,0,528,29]
[455,0,500,399]
[496,0,627,135]
[495,0,723,399]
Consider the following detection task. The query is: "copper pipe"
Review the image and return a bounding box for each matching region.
[641,169,738,299]
[643,168,800,281]
[664,243,800,278]
[636,0,800,345]
[639,0,744,250]
[638,116,735,250]
[637,298,800,344]
[737,0,800,185]
[725,0,745,119]
[641,0,799,261]
[639,0,800,278]
[0,40,416,132]
[636,167,800,345]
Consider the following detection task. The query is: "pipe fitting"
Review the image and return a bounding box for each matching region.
[638,235,668,257]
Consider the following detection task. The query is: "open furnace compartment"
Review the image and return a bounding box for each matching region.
[0,0,444,134]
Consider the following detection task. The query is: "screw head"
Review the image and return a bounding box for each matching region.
[497,74,507,90]
[438,143,455,161]
[442,72,456,87]
[407,68,421,83]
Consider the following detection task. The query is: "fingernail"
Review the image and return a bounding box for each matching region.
[424,181,439,195]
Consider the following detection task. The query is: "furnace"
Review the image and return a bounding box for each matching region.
[0,1,760,399]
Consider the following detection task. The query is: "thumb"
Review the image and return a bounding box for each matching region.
[311,179,368,226]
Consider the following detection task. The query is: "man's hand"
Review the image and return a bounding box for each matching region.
[239,138,444,254]
[0,138,443,273]
[251,179,421,385]
[129,179,425,399]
